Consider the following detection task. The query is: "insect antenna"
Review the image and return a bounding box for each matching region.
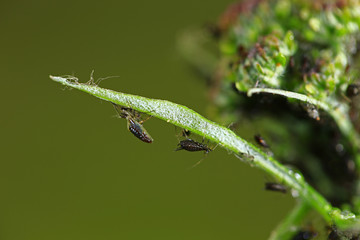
[95,75,120,86]
[86,70,120,86]
[138,114,153,124]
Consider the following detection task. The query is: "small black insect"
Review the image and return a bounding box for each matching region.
[346,84,360,98]
[328,230,339,240]
[175,138,212,153]
[175,127,219,168]
[254,134,270,148]
[292,230,317,240]
[112,103,153,143]
[265,182,287,194]
[126,117,153,143]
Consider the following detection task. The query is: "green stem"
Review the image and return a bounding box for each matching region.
[268,201,310,240]
[50,75,358,226]
[247,88,329,111]
[248,88,360,167]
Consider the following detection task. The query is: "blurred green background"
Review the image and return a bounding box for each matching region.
[1,1,293,239]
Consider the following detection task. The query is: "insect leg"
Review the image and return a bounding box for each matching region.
[112,103,128,118]
[188,155,207,170]
[138,115,153,124]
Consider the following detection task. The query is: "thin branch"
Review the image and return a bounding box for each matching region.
[50,75,359,227]
[248,87,360,166]
[247,88,329,111]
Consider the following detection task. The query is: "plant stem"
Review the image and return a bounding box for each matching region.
[268,201,310,240]
[248,88,360,167]
[50,75,359,226]
[247,88,329,111]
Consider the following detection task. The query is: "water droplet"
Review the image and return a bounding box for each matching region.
[291,189,299,198]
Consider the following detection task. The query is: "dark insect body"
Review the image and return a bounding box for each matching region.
[127,117,153,143]
[328,229,339,240]
[254,134,270,148]
[265,182,287,194]
[175,139,212,154]
[292,230,317,240]
[112,103,153,143]
[346,84,360,98]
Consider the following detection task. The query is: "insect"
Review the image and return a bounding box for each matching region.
[254,134,270,148]
[175,127,218,168]
[175,138,212,153]
[292,230,317,240]
[265,182,287,194]
[112,103,153,143]
[346,83,360,98]
[305,104,320,121]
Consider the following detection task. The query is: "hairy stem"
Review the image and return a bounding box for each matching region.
[248,88,360,167]
[51,75,358,226]
[247,88,329,111]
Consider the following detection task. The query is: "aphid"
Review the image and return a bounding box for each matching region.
[327,227,340,240]
[292,230,317,240]
[175,138,214,169]
[265,182,287,194]
[175,127,219,168]
[254,134,270,148]
[346,84,360,98]
[304,104,320,121]
[112,103,153,143]
[175,138,212,153]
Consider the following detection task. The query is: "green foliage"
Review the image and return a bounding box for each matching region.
[220,0,360,103]
[189,0,360,238]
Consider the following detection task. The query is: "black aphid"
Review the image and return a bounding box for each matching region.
[265,182,287,194]
[254,134,270,148]
[126,117,153,143]
[346,84,360,98]
[112,103,153,143]
[292,230,317,240]
[175,139,212,153]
